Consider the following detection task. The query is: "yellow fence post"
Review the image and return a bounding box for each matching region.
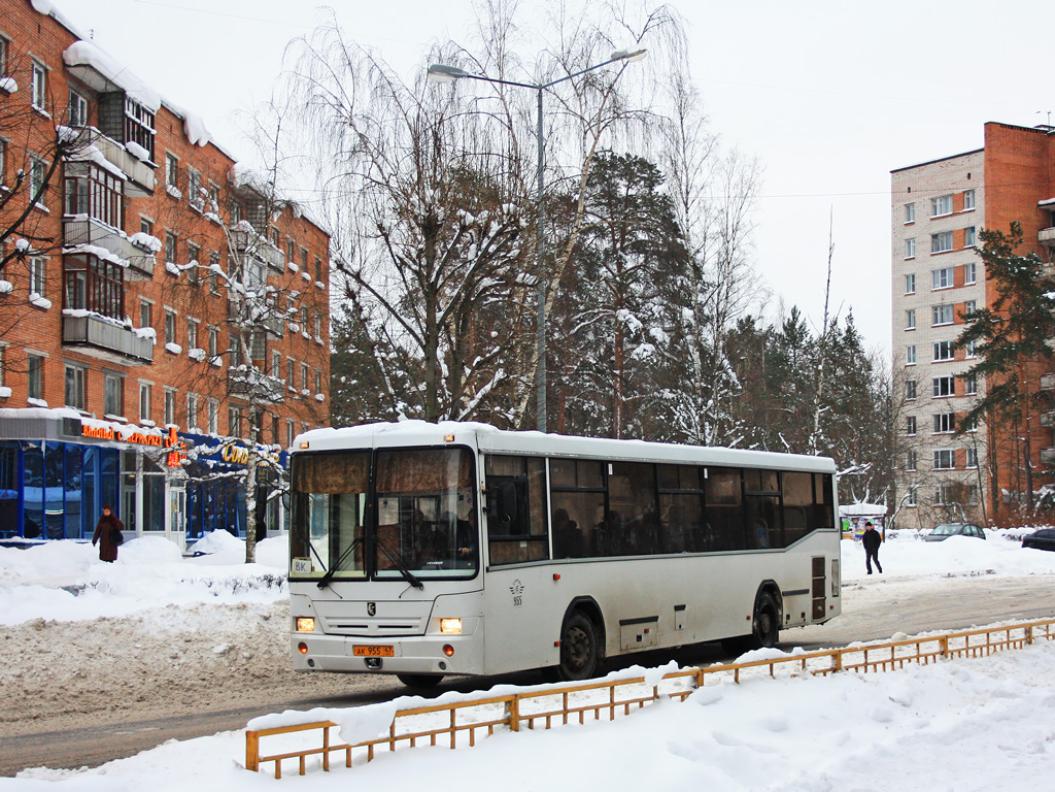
[939,636,949,658]
[245,731,259,773]
[507,696,520,733]
[1026,625,1034,646]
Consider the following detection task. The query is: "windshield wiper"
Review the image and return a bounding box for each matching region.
[375,539,424,590]
[316,534,364,589]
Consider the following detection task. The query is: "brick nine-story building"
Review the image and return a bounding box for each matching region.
[0,0,331,545]
[891,121,1055,527]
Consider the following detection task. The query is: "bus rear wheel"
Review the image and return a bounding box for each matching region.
[721,591,780,656]
[558,610,600,681]
[396,673,444,689]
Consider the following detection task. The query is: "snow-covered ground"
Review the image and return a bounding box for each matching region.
[0,532,287,626]
[7,625,1055,790]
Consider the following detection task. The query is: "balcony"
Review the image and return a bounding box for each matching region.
[1041,448,1055,466]
[1039,227,1055,248]
[1041,373,1055,391]
[63,215,155,278]
[62,312,153,364]
[229,228,285,271]
[91,132,156,196]
[227,367,285,403]
[226,300,284,337]
[1042,411,1055,428]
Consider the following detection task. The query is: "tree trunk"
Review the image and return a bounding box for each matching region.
[613,318,624,440]
[245,458,258,564]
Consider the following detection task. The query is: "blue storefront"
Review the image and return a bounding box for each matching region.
[0,410,288,546]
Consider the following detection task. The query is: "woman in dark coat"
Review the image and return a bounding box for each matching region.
[91,505,123,563]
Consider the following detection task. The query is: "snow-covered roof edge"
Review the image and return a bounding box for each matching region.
[29,0,88,42]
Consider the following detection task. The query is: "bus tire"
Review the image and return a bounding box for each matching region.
[558,610,601,681]
[396,673,444,689]
[721,591,781,655]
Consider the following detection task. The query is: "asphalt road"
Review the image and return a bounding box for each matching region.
[3,573,1054,777]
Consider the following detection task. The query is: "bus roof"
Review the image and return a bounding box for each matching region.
[293,421,837,474]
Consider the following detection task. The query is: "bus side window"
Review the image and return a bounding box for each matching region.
[782,471,814,545]
[550,459,604,560]
[704,468,743,551]
[485,455,549,566]
[813,473,835,529]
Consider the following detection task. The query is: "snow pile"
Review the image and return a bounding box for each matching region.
[0,76,17,93]
[125,140,151,162]
[11,633,1055,790]
[163,99,211,147]
[129,231,162,253]
[0,534,289,627]
[0,280,12,294]
[62,41,160,111]
[29,293,52,310]
[842,533,1055,581]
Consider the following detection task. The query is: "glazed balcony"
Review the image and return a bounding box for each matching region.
[229,227,285,271]
[1039,227,1055,248]
[1040,447,1055,466]
[1040,373,1055,391]
[63,215,155,278]
[62,312,154,364]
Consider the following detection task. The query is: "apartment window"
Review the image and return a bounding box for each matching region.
[164,232,177,264]
[209,255,220,294]
[906,344,917,365]
[300,306,309,327]
[905,309,916,330]
[962,413,979,433]
[965,485,979,505]
[31,59,47,113]
[931,267,954,289]
[906,416,917,436]
[904,273,916,294]
[314,370,322,394]
[187,393,199,430]
[933,412,955,433]
[286,419,295,448]
[313,313,322,340]
[931,231,953,254]
[184,320,198,352]
[29,156,46,205]
[931,194,952,217]
[271,414,280,445]
[139,382,152,422]
[188,168,203,210]
[0,140,6,186]
[906,380,917,400]
[964,189,975,210]
[964,372,978,395]
[966,447,978,468]
[65,162,124,229]
[933,340,954,361]
[187,242,200,266]
[29,256,45,297]
[906,450,917,472]
[0,37,6,77]
[904,202,916,223]
[964,261,976,284]
[965,339,977,358]
[124,98,155,161]
[228,407,241,437]
[906,487,918,507]
[28,354,44,400]
[63,253,123,319]
[300,363,309,390]
[104,372,124,416]
[207,326,219,362]
[64,364,86,410]
[165,153,179,189]
[300,247,309,271]
[207,183,219,213]
[314,257,323,282]
[964,300,976,315]
[933,449,955,470]
[271,351,281,379]
[164,310,177,346]
[228,335,241,368]
[286,239,295,264]
[905,238,916,259]
[964,227,976,248]
[287,358,295,388]
[933,375,955,397]
[164,388,176,425]
[140,217,153,237]
[207,399,218,435]
[932,304,954,326]
[68,88,88,127]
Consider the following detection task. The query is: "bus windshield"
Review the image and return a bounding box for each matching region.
[374,448,477,579]
[290,451,368,579]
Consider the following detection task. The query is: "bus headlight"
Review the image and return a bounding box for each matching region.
[295,617,316,633]
[439,617,463,635]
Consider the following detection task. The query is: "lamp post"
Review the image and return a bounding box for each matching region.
[428,48,646,433]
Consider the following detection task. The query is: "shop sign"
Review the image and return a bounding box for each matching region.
[221,444,251,465]
[81,423,187,469]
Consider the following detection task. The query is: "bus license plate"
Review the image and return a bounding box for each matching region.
[353,645,394,657]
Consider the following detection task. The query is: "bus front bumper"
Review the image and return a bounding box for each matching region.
[291,632,483,676]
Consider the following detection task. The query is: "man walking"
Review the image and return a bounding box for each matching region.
[862,520,883,575]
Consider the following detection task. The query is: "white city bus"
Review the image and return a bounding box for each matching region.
[288,421,841,687]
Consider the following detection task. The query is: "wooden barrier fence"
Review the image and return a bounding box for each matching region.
[245,617,1055,779]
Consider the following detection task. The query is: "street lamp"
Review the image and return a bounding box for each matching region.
[427,48,647,433]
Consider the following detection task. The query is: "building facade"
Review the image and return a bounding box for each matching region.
[891,122,1055,527]
[0,0,331,547]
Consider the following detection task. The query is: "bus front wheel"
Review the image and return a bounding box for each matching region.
[396,673,444,689]
[558,610,600,681]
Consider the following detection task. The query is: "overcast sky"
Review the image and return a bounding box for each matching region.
[53,0,1052,357]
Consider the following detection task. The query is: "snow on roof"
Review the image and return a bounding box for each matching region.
[161,98,211,148]
[839,502,888,516]
[30,0,89,41]
[1039,197,1055,208]
[62,40,161,112]
[294,421,837,473]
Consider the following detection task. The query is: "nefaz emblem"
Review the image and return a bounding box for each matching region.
[510,579,525,607]
[367,602,376,617]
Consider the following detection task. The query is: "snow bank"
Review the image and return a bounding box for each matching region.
[62,41,160,111]
[842,532,1055,582]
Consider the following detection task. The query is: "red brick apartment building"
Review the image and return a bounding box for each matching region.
[891,121,1055,527]
[0,0,331,545]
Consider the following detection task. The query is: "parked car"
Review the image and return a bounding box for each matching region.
[923,523,986,542]
[1022,528,1055,552]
